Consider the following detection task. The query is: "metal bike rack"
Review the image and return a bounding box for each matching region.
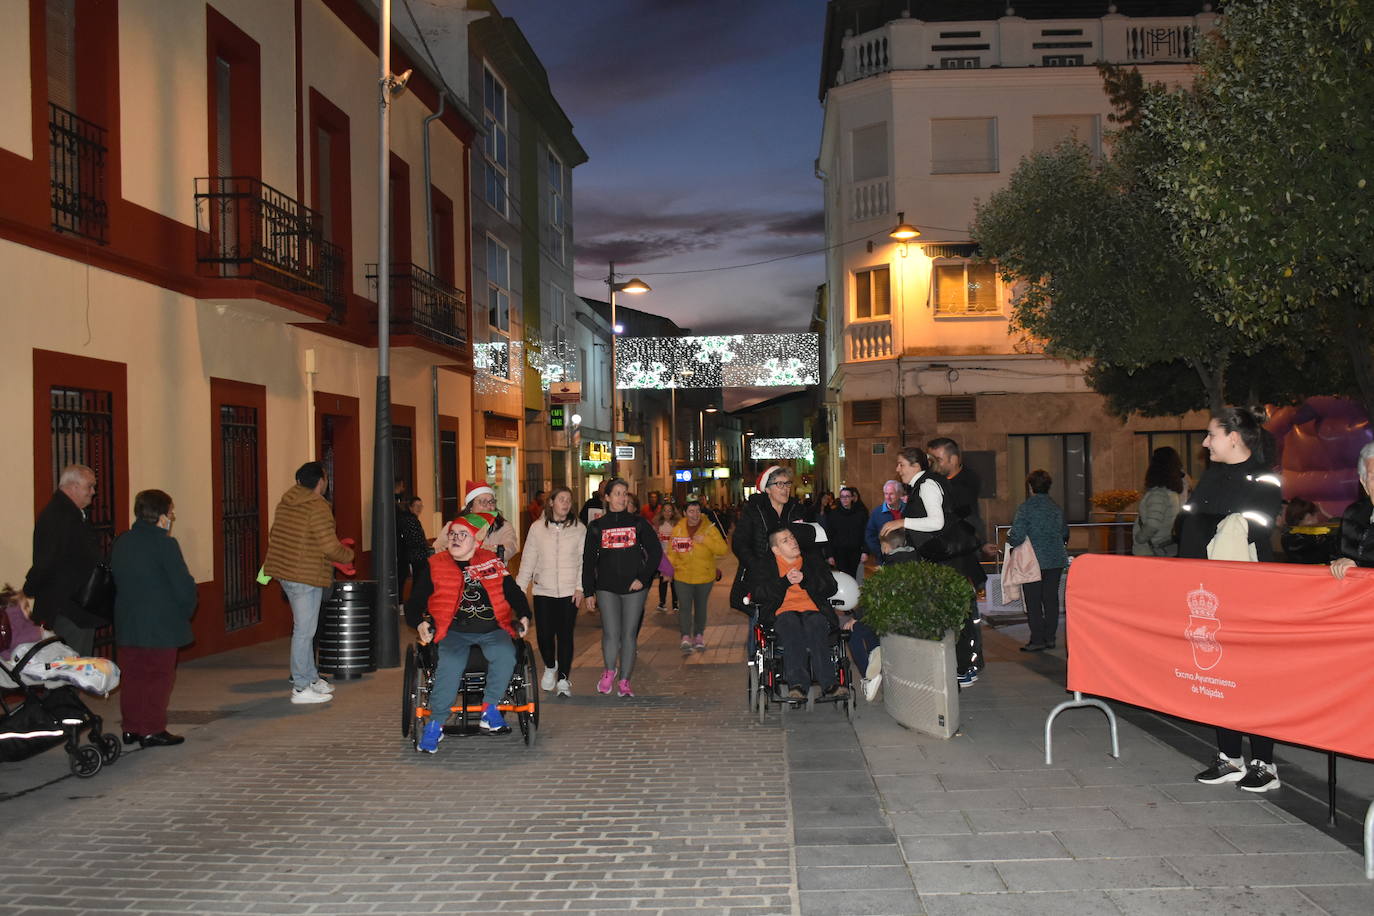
[1044,691,1120,766]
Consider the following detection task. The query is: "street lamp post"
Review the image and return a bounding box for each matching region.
[605,260,649,480]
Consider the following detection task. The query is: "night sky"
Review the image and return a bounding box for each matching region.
[491,0,830,335]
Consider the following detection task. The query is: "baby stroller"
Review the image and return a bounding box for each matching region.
[0,636,123,777]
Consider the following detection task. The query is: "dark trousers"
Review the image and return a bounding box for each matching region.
[956,595,984,674]
[774,611,836,691]
[118,645,178,735]
[846,621,881,674]
[657,575,677,608]
[1218,729,1274,764]
[1023,566,1063,646]
[833,548,862,579]
[533,594,578,679]
[403,560,432,628]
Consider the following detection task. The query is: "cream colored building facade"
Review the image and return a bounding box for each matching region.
[818,3,1218,533]
[1,0,484,657]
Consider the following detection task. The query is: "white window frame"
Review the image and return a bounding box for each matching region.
[547,149,566,265]
[482,65,509,217]
[853,265,891,320]
[487,234,511,338]
[931,258,1003,317]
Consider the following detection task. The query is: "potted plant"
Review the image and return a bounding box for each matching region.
[860,560,974,739]
[1091,489,1142,553]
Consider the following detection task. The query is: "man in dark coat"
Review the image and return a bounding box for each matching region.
[24,463,104,655]
[1330,443,1374,579]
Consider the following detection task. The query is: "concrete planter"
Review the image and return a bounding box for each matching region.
[881,631,959,739]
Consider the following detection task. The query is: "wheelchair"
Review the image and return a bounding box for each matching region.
[401,635,540,749]
[747,618,856,723]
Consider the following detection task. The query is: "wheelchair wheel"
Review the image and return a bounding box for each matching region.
[747,664,758,710]
[755,683,766,723]
[401,645,418,738]
[519,711,537,747]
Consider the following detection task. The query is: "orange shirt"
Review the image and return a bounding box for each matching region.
[775,554,817,614]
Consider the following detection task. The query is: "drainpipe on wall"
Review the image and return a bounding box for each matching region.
[896,355,906,447]
[423,94,446,515]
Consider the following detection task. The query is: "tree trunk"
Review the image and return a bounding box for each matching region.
[1188,355,1227,414]
[1337,298,1374,424]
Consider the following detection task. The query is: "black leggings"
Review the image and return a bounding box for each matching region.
[657,575,677,608]
[533,595,578,679]
[1218,729,1274,764]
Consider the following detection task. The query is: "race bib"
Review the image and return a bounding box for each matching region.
[600,526,638,550]
[672,537,693,553]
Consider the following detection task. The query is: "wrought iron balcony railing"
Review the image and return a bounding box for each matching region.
[194,176,345,321]
[49,103,109,245]
[365,262,469,350]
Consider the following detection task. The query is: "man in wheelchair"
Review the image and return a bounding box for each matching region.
[413,513,531,752]
[749,527,846,701]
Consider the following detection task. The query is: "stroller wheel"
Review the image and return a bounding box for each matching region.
[69,744,103,778]
[95,732,122,765]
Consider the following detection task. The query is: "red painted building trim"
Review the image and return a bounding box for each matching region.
[294,0,305,200]
[31,349,130,537]
[314,390,363,556]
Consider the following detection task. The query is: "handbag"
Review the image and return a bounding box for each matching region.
[76,561,116,622]
[918,518,981,562]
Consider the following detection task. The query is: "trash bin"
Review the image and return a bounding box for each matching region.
[318,580,377,679]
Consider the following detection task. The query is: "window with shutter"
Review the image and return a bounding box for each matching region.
[852,400,882,425]
[851,123,888,182]
[854,266,891,319]
[931,118,997,174]
[1032,115,1099,157]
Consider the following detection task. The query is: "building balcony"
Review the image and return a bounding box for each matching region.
[834,11,1218,85]
[49,103,108,245]
[194,176,345,321]
[365,262,469,353]
[846,319,894,362]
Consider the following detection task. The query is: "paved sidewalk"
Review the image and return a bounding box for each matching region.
[3,561,1373,915]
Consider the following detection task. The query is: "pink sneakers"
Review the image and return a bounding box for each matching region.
[596,669,616,694]
[693,634,706,651]
[617,678,634,698]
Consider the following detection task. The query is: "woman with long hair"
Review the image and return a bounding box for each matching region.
[668,500,727,652]
[652,501,682,613]
[1133,447,1184,557]
[1180,407,1283,792]
[515,487,583,697]
[582,478,662,698]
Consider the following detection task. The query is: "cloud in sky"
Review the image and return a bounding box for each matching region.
[494,0,829,333]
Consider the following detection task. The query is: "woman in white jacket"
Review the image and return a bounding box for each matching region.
[515,487,584,697]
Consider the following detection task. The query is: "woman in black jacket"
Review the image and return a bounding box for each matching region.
[821,487,868,577]
[1181,407,1283,793]
[731,465,806,612]
[582,478,662,699]
[111,489,197,748]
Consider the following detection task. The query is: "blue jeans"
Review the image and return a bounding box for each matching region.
[847,621,881,674]
[280,580,325,690]
[430,628,517,712]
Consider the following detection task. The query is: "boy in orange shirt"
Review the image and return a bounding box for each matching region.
[748,527,843,700]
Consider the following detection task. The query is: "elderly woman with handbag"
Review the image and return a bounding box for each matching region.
[110,489,197,748]
[1006,470,1069,652]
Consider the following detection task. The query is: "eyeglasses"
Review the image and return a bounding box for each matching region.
[770,481,793,489]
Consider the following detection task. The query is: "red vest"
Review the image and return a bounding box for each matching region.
[427,548,518,643]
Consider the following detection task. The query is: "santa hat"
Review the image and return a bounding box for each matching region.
[756,465,784,493]
[442,512,495,540]
[463,480,495,506]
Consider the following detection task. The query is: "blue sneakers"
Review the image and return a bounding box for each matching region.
[479,704,510,734]
[417,719,444,753]
[956,668,980,688]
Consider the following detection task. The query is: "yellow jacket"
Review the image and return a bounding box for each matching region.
[666,518,727,585]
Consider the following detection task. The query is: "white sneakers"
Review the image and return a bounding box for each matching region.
[555,678,572,697]
[309,678,334,694]
[862,649,883,701]
[862,674,883,703]
[291,686,331,704]
[540,667,558,691]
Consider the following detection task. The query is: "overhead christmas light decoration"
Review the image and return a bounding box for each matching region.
[473,339,523,394]
[749,437,815,462]
[615,333,819,389]
[525,332,578,391]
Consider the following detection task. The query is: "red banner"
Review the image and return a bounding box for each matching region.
[1066,554,1374,760]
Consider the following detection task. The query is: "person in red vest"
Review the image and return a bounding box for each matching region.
[413,512,530,753]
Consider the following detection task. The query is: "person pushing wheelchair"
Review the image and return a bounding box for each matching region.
[749,526,845,701]
[413,512,531,752]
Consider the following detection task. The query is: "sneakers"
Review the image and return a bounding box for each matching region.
[1195,753,1246,785]
[309,678,334,694]
[656,603,668,612]
[617,679,634,698]
[862,674,883,702]
[865,647,882,682]
[596,669,616,694]
[291,686,332,704]
[417,719,444,753]
[555,678,572,697]
[479,704,510,734]
[1238,760,1281,793]
[680,635,693,654]
[956,668,979,688]
[540,667,558,691]
[693,634,706,652]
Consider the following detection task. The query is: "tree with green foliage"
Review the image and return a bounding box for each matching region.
[1144,0,1374,418]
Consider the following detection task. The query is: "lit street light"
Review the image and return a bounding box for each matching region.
[606,260,650,478]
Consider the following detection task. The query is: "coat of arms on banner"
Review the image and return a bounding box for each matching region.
[1184,583,1222,670]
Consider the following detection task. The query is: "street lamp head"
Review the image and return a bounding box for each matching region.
[704,405,719,413]
[571,413,582,426]
[617,277,651,294]
[889,211,921,241]
[613,323,625,334]
[745,429,755,436]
